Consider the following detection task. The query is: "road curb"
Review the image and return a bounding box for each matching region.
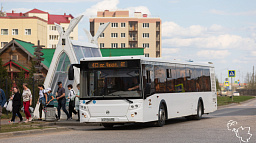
[217,97,256,109]
[51,122,101,126]
[0,127,70,139]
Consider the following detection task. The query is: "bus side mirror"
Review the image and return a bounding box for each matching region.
[144,83,151,97]
[68,65,74,80]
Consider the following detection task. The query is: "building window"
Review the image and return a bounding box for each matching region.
[121,23,126,27]
[111,43,118,48]
[143,33,149,38]
[25,29,31,35]
[11,55,18,61]
[143,43,149,48]
[100,33,104,38]
[49,35,59,40]
[121,33,125,38]
[111,23,118,28]
[1,29,8,35]
[111,33,118,38]
[145,53,149,57]
[12,29,18,35]
[69,37,74,40]
[1,42,8,48]
[100,23,104,25]
[50,26,57,31]
[49,44,57,48]
[100,43,105,48]
[143,23,149,28]
[121,43,125,48]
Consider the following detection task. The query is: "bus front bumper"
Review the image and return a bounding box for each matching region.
[80,110,141,123]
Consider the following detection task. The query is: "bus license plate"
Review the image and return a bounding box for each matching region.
[101,118,115,122]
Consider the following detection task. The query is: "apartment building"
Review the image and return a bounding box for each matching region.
[90,10,161,58]
[0,8,78,49]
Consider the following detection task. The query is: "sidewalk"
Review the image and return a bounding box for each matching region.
[217,96,256,109]
[1,118,100,126]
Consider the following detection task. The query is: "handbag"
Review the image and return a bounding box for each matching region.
[3,102,7,108]
[6,100,13,112]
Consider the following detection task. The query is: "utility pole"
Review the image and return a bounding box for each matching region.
[253,66,255,89]
[33,40,45,80]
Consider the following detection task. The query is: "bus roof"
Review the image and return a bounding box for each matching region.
[80,56,214,68]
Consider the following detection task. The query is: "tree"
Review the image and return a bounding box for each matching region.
[0,57,8,79]
[216,77,221,91]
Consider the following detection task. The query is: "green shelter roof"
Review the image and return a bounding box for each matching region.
[100,48,144,57]
[14,39,55,68]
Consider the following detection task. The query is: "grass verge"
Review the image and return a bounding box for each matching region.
[1,112,26,119]
[0,122,49,133]
[217,96,255,106]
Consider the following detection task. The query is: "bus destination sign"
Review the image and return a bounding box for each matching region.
[88,61,127,69]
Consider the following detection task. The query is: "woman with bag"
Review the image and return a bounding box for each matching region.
[37,85,47,120]
[9,87,23,123]
[22,83,32,123]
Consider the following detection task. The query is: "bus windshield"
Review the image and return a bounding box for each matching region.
[84,69,141,98]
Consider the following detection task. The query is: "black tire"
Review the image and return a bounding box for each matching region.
[155,104,166,127]
[102,123,114,128]
[194,101,203,120]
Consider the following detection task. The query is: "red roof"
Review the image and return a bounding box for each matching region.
[3,8,73,24]
[48,14,73,24]
[6,13,23,17]
[25,8,48,14]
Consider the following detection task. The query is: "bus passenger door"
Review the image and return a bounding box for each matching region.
[142,64,158,122]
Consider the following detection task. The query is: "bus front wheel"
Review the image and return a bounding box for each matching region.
[156,104,166,127]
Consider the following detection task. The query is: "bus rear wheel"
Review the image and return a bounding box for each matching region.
[194,101,203,120]
[102,123,114,128]
[156,104,166,127]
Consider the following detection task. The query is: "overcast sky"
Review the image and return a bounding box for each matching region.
[2,0,256,83]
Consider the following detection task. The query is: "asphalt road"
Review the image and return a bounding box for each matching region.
[1,98,256,143]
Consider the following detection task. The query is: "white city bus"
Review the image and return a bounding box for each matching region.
[68,56,217,128]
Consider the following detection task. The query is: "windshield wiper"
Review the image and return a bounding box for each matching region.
[86,100,92,104]
[110,94,133,104]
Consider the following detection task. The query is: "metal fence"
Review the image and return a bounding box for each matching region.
[0,77,44,114]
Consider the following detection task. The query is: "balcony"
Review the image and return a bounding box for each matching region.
[129,26,138,31]
[156,36,160,41]
[129,37,138,41]
[156,22,160,31]
[156,51,161,57]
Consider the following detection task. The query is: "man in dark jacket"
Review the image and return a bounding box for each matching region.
[0,87,7,120]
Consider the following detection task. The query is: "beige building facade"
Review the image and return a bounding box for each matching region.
[0,8,78,49]
[0,17,47,48]
[90,10,161,58]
